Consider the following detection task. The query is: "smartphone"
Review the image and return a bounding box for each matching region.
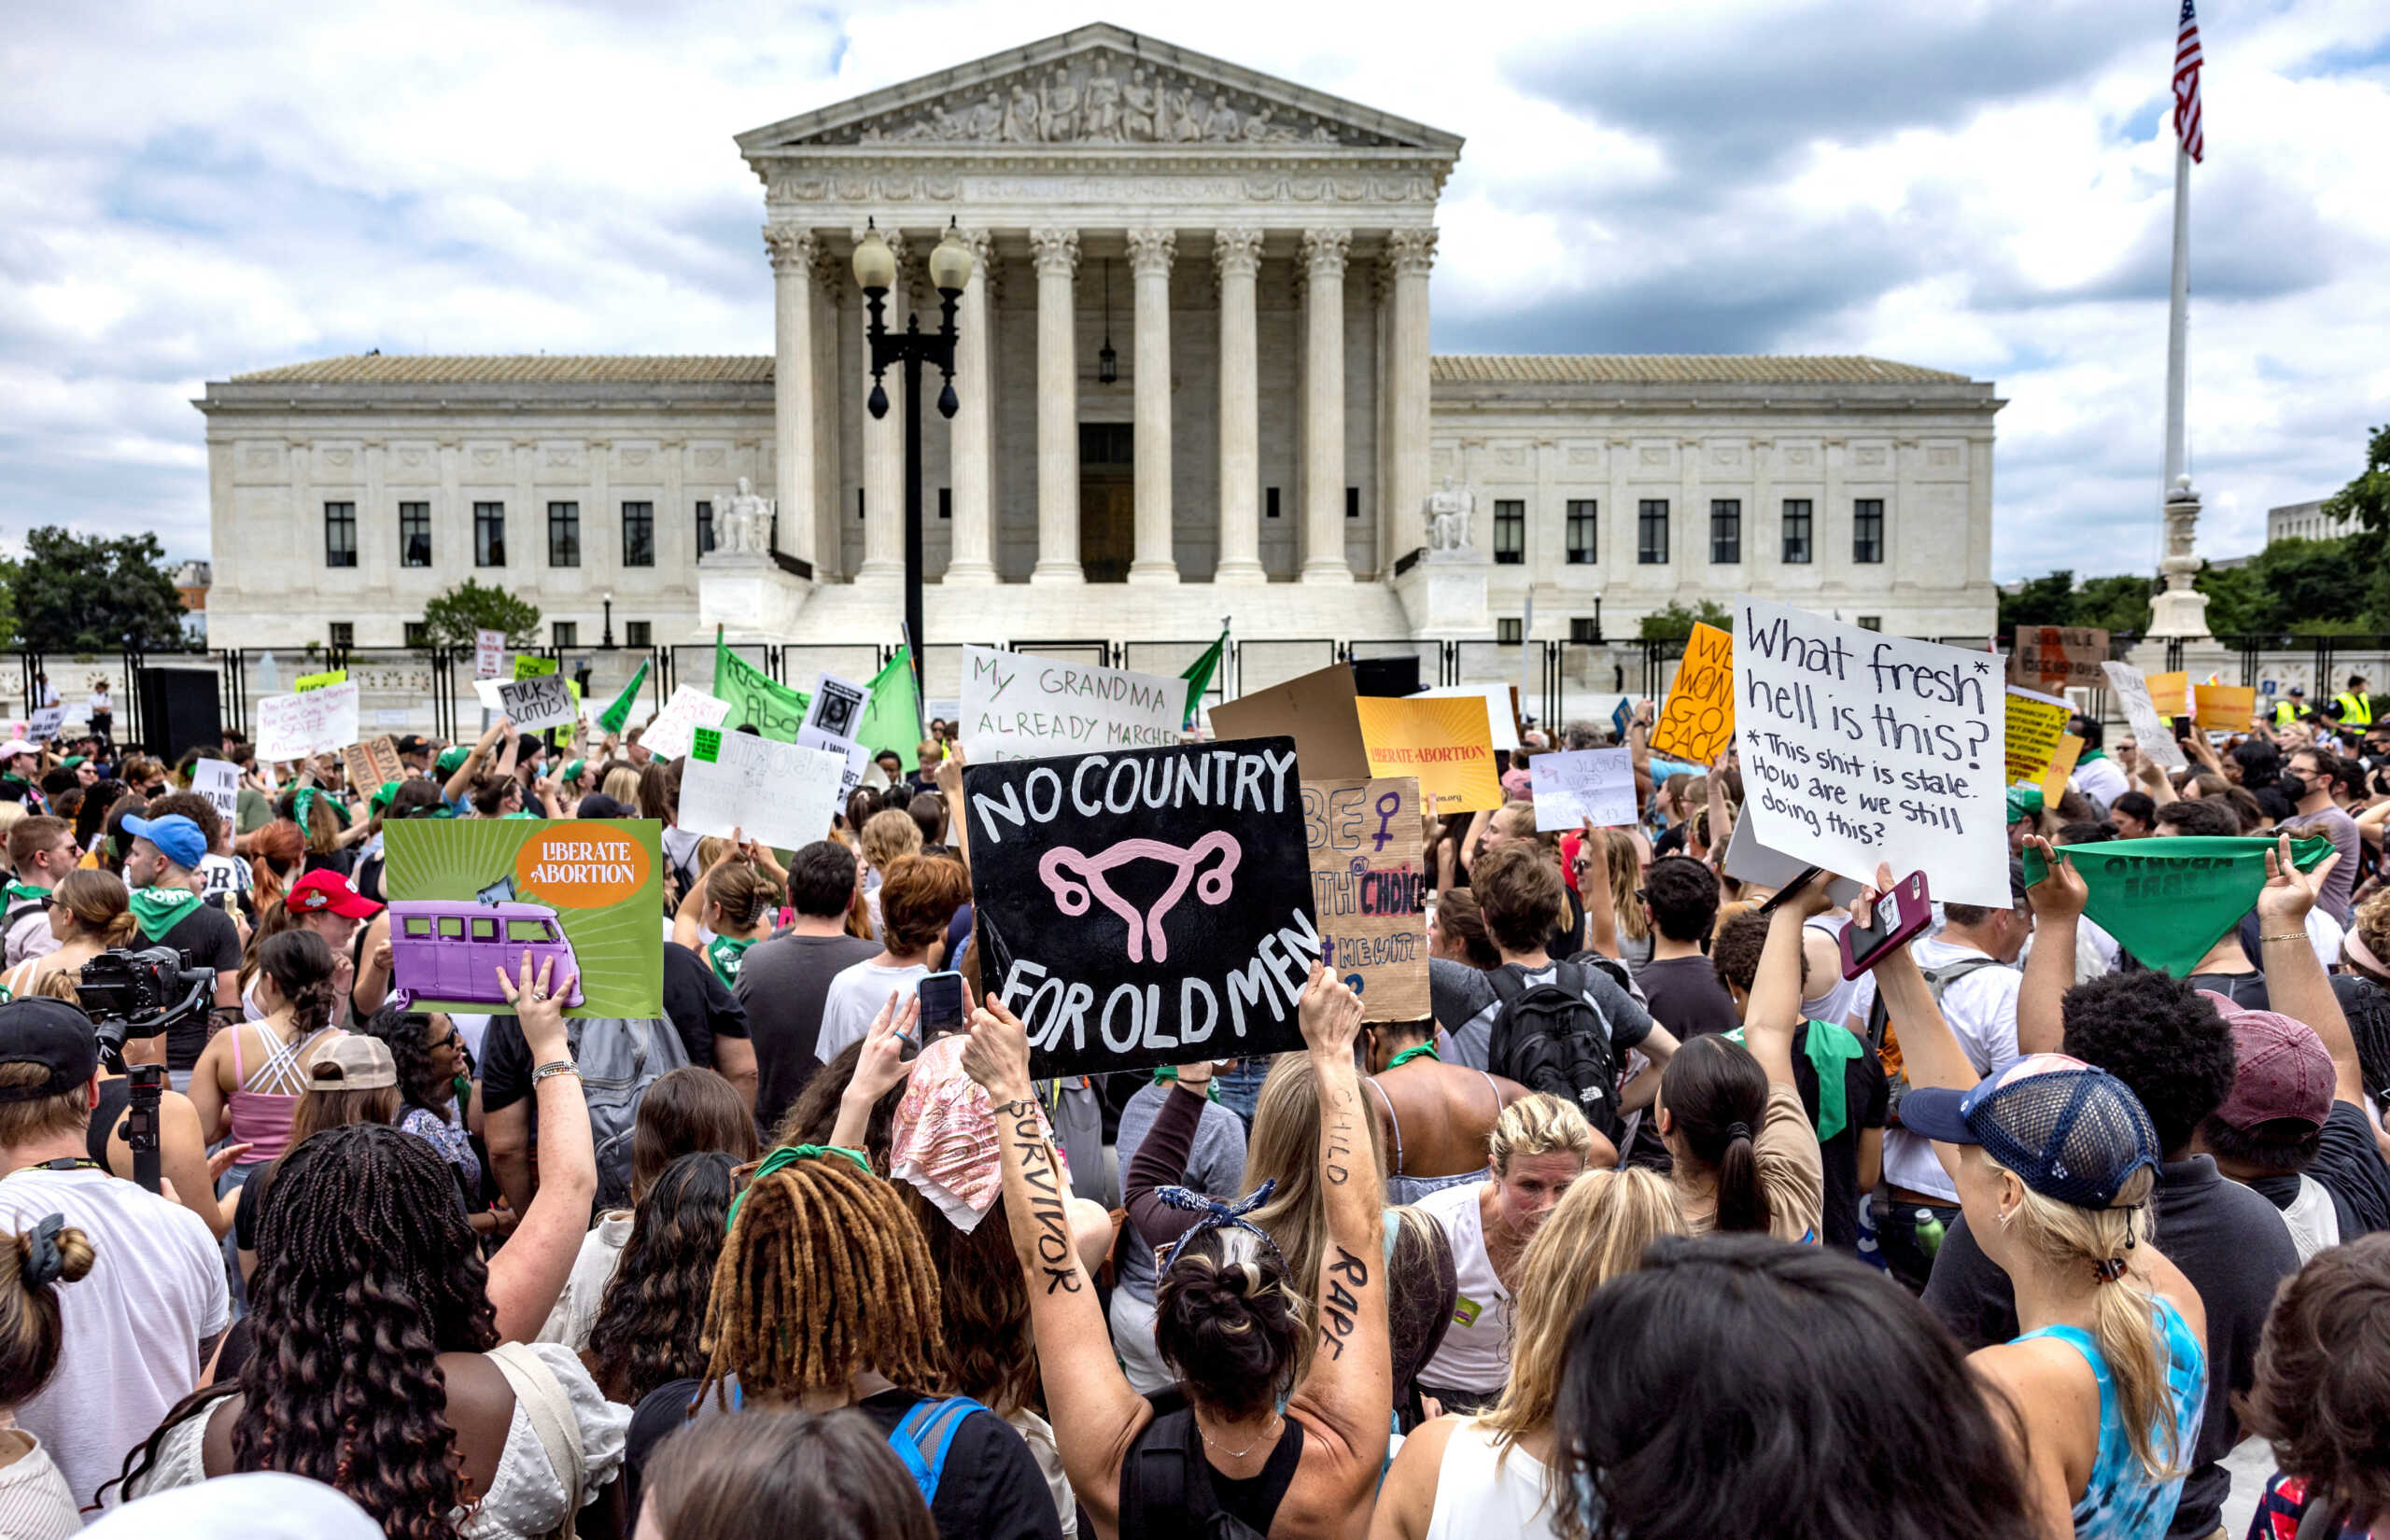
[911,970,967,1057]
[1840,871,1933,980]
[2171,714,2193,744]
[1756,865,1825,915]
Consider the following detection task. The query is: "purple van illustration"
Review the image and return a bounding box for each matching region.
[387,900,584,1011]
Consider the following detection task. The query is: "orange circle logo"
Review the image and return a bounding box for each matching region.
[513,821,652,909]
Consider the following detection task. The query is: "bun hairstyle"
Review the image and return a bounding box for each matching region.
[0,1215,94,1407]
[1658,1032,1772,1234]
[1153,1225,1303,1422]
[708,863,782,934]
[257,928,339,1038]
[50,869,136,949]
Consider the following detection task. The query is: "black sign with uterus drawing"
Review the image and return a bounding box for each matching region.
[964,735,1323,1080]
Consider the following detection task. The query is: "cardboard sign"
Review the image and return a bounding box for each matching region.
[513,654,558,682]
[1527,749,1637,831]
[1414,685,1522,753]
[1302,776,1428,1021]
[2145,672,2187,718]
[1650,623,1736,763]
[641,686,735,761]
[2102,663,2186,770]
[192,758,241,826]
[2004,687,2074,785]
[2008,627,2110,692]
[255,683,361,762]
[1734,596,2008,908]
[383,818,664,1018]
[474,630,506,680]
[1354,694,1501,813]
[24,707,64,745]
[2195,683,2257,734]
[293,668,347,693]
[964,736,1318,1079]
[2040,734,2085,805]
[962,646,1182,763]
[681,726,848,851]
[498,675,577,733]
[798,724,869,804]
[1207,664,1371,781]
[340,735,406,795]
[804,673,872,742]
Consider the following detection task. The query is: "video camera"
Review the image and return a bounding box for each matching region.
[73,947,216,1199]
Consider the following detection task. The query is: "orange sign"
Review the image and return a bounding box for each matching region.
[1651,623,1735,763]
[2145,672,2188,718]
[513,820,654,908]
[2039,735,2085,806]
[1354,695,1502,813]
[2194,683,2257,734]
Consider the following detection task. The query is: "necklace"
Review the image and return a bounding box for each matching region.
[1196,1411,1282,1462]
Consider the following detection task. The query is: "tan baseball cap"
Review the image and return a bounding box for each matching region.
[311,1033,398,1091]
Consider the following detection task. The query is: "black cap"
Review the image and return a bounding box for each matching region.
[0,999,99,1102]
[395,735,432,755]
[575,792,635,819]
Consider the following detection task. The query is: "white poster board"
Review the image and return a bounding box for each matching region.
[473,630,506,680]
[1719,816,1865,908]
[679,726,848,850]
[803,673,871,741]
[25,707,64,744]
[1415,683,1520,752]
[1733,595,2008,908]
[496,675,577,733]
[2101,662,2186,771]
[960,645,1182,762]
[192,758,241,826]
[798,724,869,803]
[254,683,361,763]
[1526,748,1636,831]
[640,686,735,761]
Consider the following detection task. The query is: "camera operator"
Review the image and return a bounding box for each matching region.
[118,814,241,1093]
[0,998,228,1510]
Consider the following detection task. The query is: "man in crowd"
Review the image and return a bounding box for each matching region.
[2067,715,2129,809]
[119,813,244,1052]
[0,740,42,808]
[735,839,879,1129]
[3,816,77,967]
[2283,745,2360,924]
[1631,854,1740,1039]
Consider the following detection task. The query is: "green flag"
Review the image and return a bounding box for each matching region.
[1178,627,1228,729]
[855,648,923,771]
[711,629,810,741]
[2023,835,2334,978]
[597,658,650,735]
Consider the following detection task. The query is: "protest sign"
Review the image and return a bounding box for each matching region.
[1651,623,1735,763]
[1610,698,1634,741]
[1526,749,1637,831]
[2101,663,2186,770]
[383,818,663,1017]
[513,654,557,682]
[473,630,506,680]
[797,724,869,802]
[1720,817,1863,908]
[964,736,1317,1079]
[2145,671,2187,718]
[255,683,361,762]
[1414,684,1521,753]
[1734,596,2008,908]
[961,645,1182,763]
[597,660,649,736]
[640,686,734,761]
[710,637,809,741]
[340,736,404,793]
[293,668,347,693]
[2025,835,2331,977]
[2039,735,2085,806]
[2195,683,2257,734]
[1354,694,1501,813]
[1209,663,1371,780]
[2004,687,2073,784]
[498,675,576,733]
[2008,627,2110,692]
[803,673,872,742]
[680,726,847,850]
[192,759,240,826]
[24,707,63,745]
[1302,777,1427,1021]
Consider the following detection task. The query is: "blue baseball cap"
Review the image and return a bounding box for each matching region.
[1898,1053,2160,1210]
[120,813,207,871]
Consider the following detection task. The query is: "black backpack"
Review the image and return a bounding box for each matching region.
[1118,1390,1272,1540]
[1485,961,1624,1142]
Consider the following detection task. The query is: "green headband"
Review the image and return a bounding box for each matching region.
[725,1143,874,1225]
[563,759,586,785]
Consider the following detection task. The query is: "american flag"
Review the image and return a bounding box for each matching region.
[2174,0,2206,162]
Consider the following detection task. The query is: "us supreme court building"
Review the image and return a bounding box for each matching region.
[198,23,2003,676]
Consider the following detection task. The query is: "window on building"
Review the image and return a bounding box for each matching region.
[1494,499,1525,565]
[403,622,429,648]
[399,502,431,567]
[323,503,357,568]
[622,502,655,567]
[1566,500,1596,565]
[1781,499,1813,565]
[1710,499,1742,564]
[552,622,577,648]
[1857,616,1882,632]
[695,501,715,557]
[938,488,951,521]
[1497,617,1524,644]
[329,622,354,648]
[1853,499,1885,564]
[625,621,652,649]
[1346,486,1360,521]
[857,489,865,522]
[547,502,581,567]
[474,502,506,567]
[1569,617,1601,644]
[1266,487,1281,520]
[1638,500,1669,565]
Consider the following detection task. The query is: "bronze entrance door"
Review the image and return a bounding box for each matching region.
[1078,423,1133,582]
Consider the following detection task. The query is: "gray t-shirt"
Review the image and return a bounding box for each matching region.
[1114,1082,1248,1300]
[735,931,882,1130]
[1428,956,1654,1071]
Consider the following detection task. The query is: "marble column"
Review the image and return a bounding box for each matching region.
[1384,228,1436,563]
[944,230,999,585]
[1030,228,1083,584]
[763,225,818,568]
[1300,228,1352,582]
[1126,227,1177,583]
[1212,230,1266,585]
[855,228,906,581]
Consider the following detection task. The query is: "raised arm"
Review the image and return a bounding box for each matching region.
[2254,834,2362,1106]
[829,991,918,1154]
[2132,752,2178,807]
[1744,886,1831,1094]
[1576,824,1620,959]
[1861,866,1976,1187]
[1628,699,1655,806]
[936,750,969,871]
[485,952,598,1344]
[2017,836,2085,1057]
[445,717,510,803]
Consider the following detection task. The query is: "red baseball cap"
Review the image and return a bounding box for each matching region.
[286,869,384,920]
[2197,990,2334,1132]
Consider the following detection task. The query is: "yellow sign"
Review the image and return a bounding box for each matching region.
[1651,623,1735,763]
[2039,735,2085,807]
[2004,688,2072,784]
[1354,695,1502,813]
[293,669,347,693]
[513,655,559,681]
[2194,683,2256,734]
[2145,672,2188,718]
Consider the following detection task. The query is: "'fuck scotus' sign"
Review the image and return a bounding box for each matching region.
[964,736,1321,1080]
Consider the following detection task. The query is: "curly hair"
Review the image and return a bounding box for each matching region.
[772,1041,905,1168]
[2243,1232,2390,1524]
[589,1152,738,1405]
[2059,970,2237,1155]
[359,1005,452,1113]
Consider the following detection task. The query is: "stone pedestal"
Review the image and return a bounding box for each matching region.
[1392,548,1493,639]
[696,553,814,640]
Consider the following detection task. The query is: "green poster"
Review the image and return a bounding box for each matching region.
[383,818,663,1017]
[598,659,650,735]
[856,647,922,770]
[712,632,809,741]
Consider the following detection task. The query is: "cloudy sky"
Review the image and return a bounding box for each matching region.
[5,0,2385,579]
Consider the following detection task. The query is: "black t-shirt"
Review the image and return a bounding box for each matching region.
[1782,1020,1890,1252]
[2186,966,2269,1011]
[625,1381,1062,1540]
[150,901,244,1071]
[2310,1099,2390,1241]
[1632,955,1741,1041]
[480,945,749,1116]
[736,931,882,1131]
[1922,1155,2300,1540]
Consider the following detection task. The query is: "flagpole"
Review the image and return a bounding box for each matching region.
[2162,142,2191,491]
[2147,124,2210,638]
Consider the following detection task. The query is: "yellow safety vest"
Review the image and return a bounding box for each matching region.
[2335,692,2373,727]
[2274,699,2301,726]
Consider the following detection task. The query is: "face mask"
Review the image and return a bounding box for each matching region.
[2280,772,2312,803]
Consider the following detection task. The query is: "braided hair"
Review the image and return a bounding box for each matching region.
[588,1152,738,1405]
[360,1004,453,1114]
[698,1151,945,1407]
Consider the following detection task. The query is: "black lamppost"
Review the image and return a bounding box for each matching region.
[601,591,614,649]
[853,217,974,700]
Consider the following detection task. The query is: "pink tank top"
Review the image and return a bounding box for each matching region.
[228,1023,335,1164]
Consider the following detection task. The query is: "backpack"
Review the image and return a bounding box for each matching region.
[1118,1390,1272,1540]
[1485,961,1624,1142]
[0,896,41,955]
[567,1009,691,1208]
[886,1395,988,1509]
[1865,955,2005,1126]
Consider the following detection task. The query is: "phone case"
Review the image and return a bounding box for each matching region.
[1839,873,1933,980]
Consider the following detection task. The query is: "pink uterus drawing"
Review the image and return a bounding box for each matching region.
[1037,833,1242,964]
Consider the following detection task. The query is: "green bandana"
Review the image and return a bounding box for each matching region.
[1727,1021,1864,1143]
[127,886,200,942]
[1386,1043,1441,1071]
[2023,835,2335,978]
[2075,748,2108,763]
[705,934,756,987]
[3,883,47,907]
[727,1143,873,1225]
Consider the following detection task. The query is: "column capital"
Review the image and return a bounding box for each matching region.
[1300,226,1351,278]
[763,225,819,275]
[1383,227,1438,277]
[1212,228,1264,283]
[1125,227,1176,276]
[1030,228,1080,277]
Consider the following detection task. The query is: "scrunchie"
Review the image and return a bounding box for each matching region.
[2092,1256,2129,1283]
[1156,1179,1283,1269]
[1724,1122,1753,1142]
[20,1213,64,1289]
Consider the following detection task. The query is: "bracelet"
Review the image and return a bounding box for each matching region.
[531,1059,580,1085]
[991,1097,1040,1124]
[2258,932,2309,945]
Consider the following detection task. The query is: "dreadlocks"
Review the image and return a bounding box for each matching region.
[698,1150,945,1407]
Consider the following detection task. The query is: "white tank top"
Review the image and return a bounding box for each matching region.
[1415,1181,1511,1394]
[2279,1173,2341,1264]
[1425,1419,1563,1540]
[1801,915,1873,1029]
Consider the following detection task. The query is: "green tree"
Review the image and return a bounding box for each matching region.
[1996,570,2078,632]
[1637,599,1732,641]
[0,560,20,652]
[2194,560,2272,637]
[9,527,188,652]
[2071,574,2154,635]
[2319,425,2390,628]
[420,579,541,649]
